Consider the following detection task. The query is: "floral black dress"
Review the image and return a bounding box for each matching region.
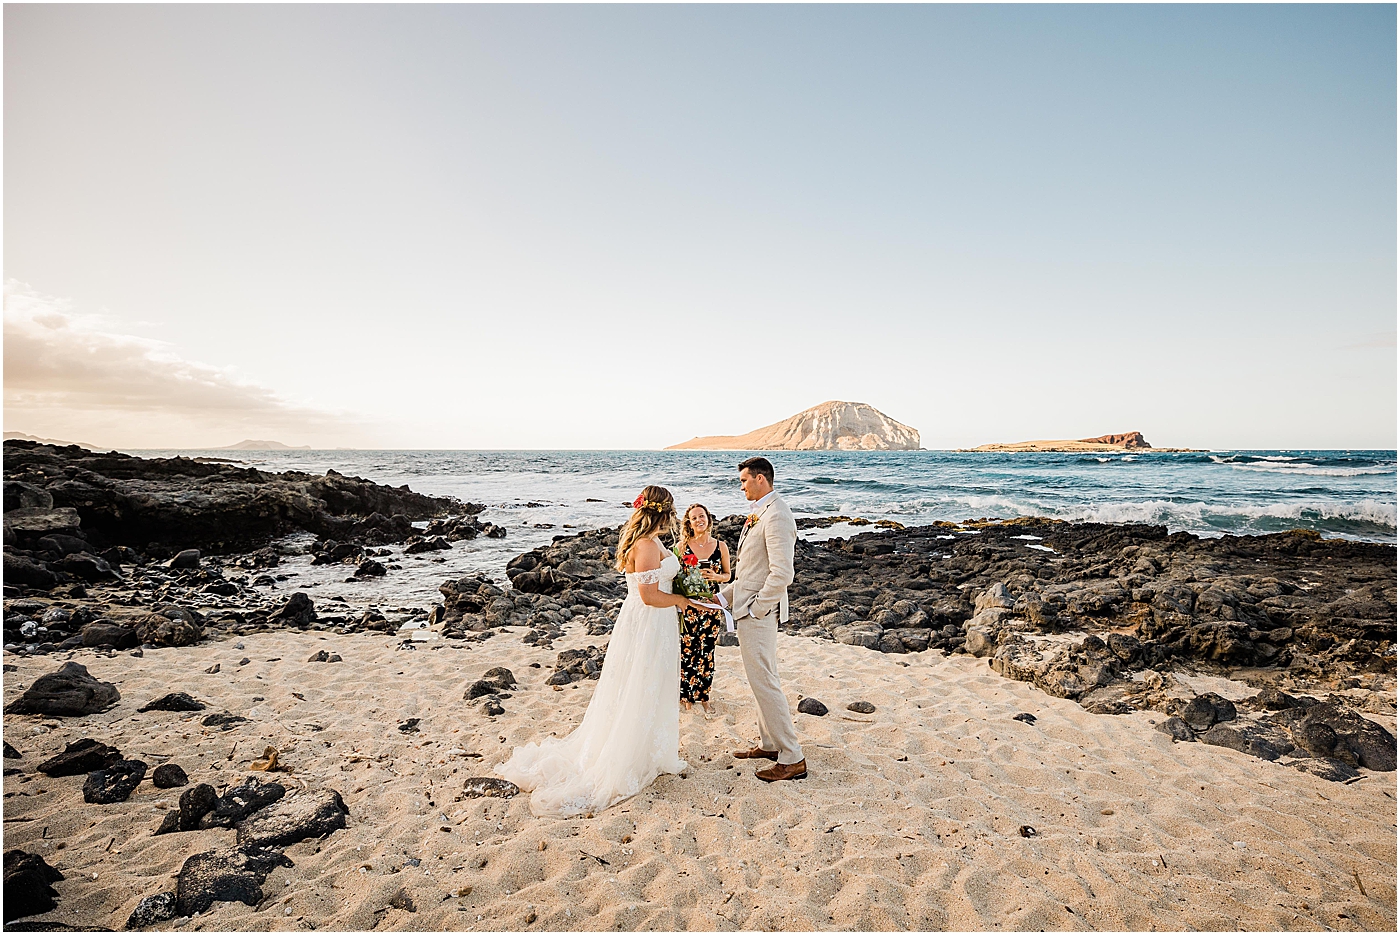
[680,540,726,704]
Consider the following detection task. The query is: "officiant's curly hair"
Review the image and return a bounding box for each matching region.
[615,485,679,572]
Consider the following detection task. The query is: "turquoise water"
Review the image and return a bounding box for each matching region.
[131,449,1396,544]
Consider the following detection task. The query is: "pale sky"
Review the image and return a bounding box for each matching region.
[4,4,1396,450]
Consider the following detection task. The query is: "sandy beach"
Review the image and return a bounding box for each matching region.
[4,624,1395,932]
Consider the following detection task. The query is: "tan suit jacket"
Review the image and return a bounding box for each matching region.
[721,492,797,623]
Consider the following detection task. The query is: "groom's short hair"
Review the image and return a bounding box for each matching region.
[738,457,774,483]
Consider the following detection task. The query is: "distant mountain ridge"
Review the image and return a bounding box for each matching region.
[666,401,921,451]
[217,439,312,450]
[3,432,101,450]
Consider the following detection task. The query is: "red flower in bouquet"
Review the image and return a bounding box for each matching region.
[683,553,699,567]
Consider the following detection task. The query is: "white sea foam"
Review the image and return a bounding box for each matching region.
[1228,463,1394,477]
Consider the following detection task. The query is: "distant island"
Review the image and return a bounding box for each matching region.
[961,432,1201,453]
[666,401,921,451]
[2,432,100,450]
[216,439,312,450]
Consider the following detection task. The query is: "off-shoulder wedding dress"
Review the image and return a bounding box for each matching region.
[496,539,686,817]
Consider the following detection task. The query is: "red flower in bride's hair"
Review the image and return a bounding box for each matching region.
[632,495,644,509]
[683,553,698,567]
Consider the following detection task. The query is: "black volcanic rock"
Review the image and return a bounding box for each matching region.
[81,621,139,649]
[3,850,64,923]
[37,739,122,777]
[138,692,206,713]
[235,788,349,850]
[126,892,179,928]
[797,697,828,716]
[270,593,316,628]
[152,764,189,788]
[84,759,148,804]
[4,662,120,716]
[2,553,57,590]
[2,440,459,553]
[174,847,290,916]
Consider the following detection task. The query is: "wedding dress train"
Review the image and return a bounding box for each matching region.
[496,539,686,817]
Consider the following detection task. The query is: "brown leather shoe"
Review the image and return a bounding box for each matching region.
[755,759,807,782]
[733,746,779,760]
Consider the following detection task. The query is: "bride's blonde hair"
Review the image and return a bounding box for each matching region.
[615,485,679,572]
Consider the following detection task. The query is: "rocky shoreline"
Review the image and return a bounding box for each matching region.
[3,442,1396,927]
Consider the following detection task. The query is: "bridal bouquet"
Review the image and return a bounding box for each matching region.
[670,548,715,602]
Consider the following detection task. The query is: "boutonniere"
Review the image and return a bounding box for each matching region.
[742,513,760,531]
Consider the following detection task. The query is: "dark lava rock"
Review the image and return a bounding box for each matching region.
[307,650,331,663]
[718,631,740,647]
[482,699,505,717]
[482,666,516,687]
[125,891,178,928]
[404,536,452,555]
[354,559,386,578]
[797,697,828,716]
[152,764,189,788]
[2,440,457,554]
[4,662,120,716]
[1011,712,1037,724]
[1154,716,1196,742]
[462,777,519,798]
[155,783,219,835]
[1274,703,1397,771]
[465,679,503,700]
[3,849,65,923]
[548,646,605,684]
[235,788,349,850]
[134,608,203,647]
[270,593,316,628]
[174,846,291,916]
[205,777,286,828]
[167,549,201,569]
[397,718,420,733]
[3,553,57,590]
[1198,722,1294,761]
[38,739,122,777]
[138,692,206,713]
[84,759,148,804]
[59,551,120,582]
[204,663,221,674]
[1289,757,1362,783]
[846,701,876,714]
[1179,693,1237,732]
[81,622,139,650]
[201,712,248,729]
[3,740,20,759]
[1244,687,1314,711]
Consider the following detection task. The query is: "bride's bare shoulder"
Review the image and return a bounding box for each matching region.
[625,535,662,572]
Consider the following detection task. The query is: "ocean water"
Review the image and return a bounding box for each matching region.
[115,448,1394,603]
[130,448,1396,546]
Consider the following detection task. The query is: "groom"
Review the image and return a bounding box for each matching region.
[720,457,807,782]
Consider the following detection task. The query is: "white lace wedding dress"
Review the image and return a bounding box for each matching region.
[496,539,687,818]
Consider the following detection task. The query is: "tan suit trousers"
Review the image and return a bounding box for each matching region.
[738,607,804,765]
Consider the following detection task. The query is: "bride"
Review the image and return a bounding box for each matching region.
[496,485,697,817]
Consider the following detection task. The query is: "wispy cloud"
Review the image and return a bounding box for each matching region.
[3,280,370,448]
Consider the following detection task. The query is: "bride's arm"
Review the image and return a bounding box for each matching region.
[629,538,691,610]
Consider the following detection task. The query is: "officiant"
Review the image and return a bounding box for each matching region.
[678,503,731,716]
